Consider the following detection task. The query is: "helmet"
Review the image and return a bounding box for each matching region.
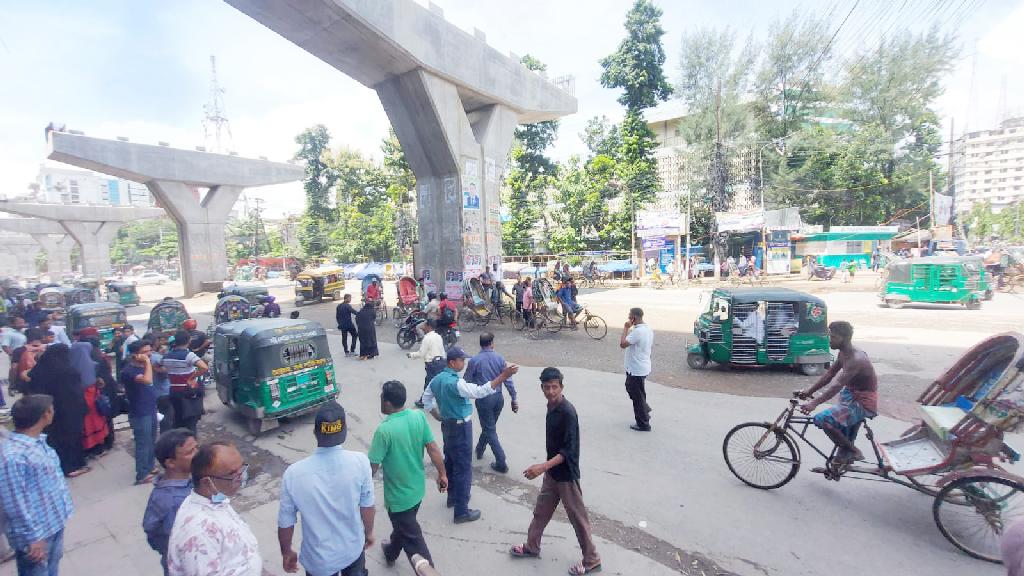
[182,318,198,330]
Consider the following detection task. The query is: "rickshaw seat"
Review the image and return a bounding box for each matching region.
[920,405,967,441]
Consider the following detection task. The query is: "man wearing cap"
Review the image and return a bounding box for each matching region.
[278,401,375,576]
[421,346,518,524]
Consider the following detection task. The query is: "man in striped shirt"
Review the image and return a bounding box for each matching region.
[0,395,74,576]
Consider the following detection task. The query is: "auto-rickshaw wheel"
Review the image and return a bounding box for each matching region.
[295,299,303,308]
[966,298,982,310]
[885,299,903,309]
[799,363,826,376]
[247,418,263,435]
[686,352,709,370]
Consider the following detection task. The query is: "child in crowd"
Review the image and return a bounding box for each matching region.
[142,429,198,576]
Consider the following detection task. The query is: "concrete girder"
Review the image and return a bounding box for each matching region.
[146,181,243,297]
[0,218,74,275]
[378,69,516,296]
[224,0,577,123]
[30,234,75,276]
[46,131,304,296]
[0,236,42,278]
[0,201,163,278]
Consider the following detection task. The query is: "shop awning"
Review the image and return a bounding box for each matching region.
[792,231,897,242]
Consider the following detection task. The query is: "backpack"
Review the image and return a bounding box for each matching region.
[439,303,456,325]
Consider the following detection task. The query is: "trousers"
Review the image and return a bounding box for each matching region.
[339,326,358,353]
[625,373,650,428]
[525,474,600,567]
[15,529,63,576]
[475,393,506,469]
[306,552,366,576]
[128,412,158,483]
[382,503,431,568]
[156,395,175,436]
[441,419,473,518]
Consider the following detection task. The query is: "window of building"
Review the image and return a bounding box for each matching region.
[69,179,79,204]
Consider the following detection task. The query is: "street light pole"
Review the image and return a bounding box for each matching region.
[758,142,770,274]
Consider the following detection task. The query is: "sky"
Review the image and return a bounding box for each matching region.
[0,0,1021,217]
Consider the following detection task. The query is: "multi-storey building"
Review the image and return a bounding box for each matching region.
[953,116,1024,213]
[33,163,154,207]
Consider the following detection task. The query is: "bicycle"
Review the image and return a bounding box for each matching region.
[542,303,608,340]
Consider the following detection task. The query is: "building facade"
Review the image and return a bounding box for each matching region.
[34,164,154,207]
[953,116,1024,213]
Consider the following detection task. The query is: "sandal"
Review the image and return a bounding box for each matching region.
[568,561,602,575]
[66,467,91,478]
[509,545,540,558]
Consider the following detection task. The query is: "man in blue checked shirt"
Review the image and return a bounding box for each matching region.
[0,395,74,576]
[465,332,518,474]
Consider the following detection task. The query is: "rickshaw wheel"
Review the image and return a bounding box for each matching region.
[510,311,526,331]
[799,363,826,376]
[686,352,709,370]
[723,423,800,490]
[247,418,263,435]
[584,314,607,340]
[933,475,1024,563]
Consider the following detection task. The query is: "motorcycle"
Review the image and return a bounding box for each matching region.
[397,312,459,350]
[806,261,836,281]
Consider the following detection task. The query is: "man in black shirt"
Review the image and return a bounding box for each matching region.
[335,294,359,356]
[509,367,600,575]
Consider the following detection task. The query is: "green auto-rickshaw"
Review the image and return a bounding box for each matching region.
[61,287,96,308]
[219,283,269,316]
[213,318,338,435]
[67,302,127,353]
[881,255,989,310]
[148,300,190,340]
[687,287,832,376]
[105,281,140,307]
[37,287,65,313]
[213,295,251,326]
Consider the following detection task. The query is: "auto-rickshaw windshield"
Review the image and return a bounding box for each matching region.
[714,297,730,321]
[82,312,126,327]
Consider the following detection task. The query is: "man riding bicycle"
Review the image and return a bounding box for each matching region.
[797,321,878,467]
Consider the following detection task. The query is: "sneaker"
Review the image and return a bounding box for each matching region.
[381,540,397,567]
[490,463,509,474]
[629,424,652,432]
[454,509,482,524]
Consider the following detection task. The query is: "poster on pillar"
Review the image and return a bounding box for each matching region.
[464,253,483,278]
[418,182,432,207]
[485,157,496,183]
[443,177,457,205]
[444,271,464,302]
[463,160,480,209]
[421,268,436,296]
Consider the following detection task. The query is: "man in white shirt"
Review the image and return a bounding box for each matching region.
[0,316,27,357]
[619,307,654,432]
[167,441,260,576]
[408,320,447,408]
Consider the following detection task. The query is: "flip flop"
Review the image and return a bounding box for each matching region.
[66,467,91,478]
[568,561,602,575]
[509,545,540,558]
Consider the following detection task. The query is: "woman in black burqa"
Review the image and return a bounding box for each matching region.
[29,343,90,477]
[355,302,379,360]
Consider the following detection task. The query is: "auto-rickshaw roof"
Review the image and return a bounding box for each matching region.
[216,318,326,346]
[714,287,826,306]
[69,302,126,315]
[224,283,269,296]
[297,266,344,278]
[107,282,137,289]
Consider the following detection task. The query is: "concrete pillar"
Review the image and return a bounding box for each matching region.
[0,251,18,277]
[31,234,75,276]
[377,70,516,298]
[60,221,122,278]
[146,181,243,296]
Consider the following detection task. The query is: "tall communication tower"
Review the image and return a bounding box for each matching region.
[203,55,233,153]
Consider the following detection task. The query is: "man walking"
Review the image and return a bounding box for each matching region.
[0,395,75,576]
[407,320,446,409]
[278,401,375,576]
[336,294,359,357]
[509,367,600,576]
[369,381,447,569]
[465,332,518,473]
[619,307,654,431]
[421,347,517,523]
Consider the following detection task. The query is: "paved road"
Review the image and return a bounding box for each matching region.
[20,330,1016,576]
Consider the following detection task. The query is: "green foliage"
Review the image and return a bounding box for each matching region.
[502,54,559,256]
[580,116,621,158]
[294,125,338,259]
[599,0,673,112]
[110,219,179,265]
[963,201,1024,244]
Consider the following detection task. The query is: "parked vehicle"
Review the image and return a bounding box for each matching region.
[37,287,65,312]
[105,282,140,307]
[881,255,989,310]
[213,318,339,434]
[66,302,127,353]
[60,287,96,308]
[148,299,190,340]
[392,276,423,322]
[806,260,836,280]
[219,283,270,316]
[294,265,345,307]
[213,295,251,325]
[723,332,1024,563]
[128,271,169,285]
[687,287,831,375]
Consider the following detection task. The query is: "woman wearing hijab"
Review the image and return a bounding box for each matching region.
[71,341,109,456]
[79,327,118,450]
[29,343,90,477]
[355,302,379,360]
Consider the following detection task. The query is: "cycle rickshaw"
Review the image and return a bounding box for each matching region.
[392,276,423,323]
[360,273,386,326]
[724,332,1024,562]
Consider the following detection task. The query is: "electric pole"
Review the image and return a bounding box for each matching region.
[712,78,725,280]
[252,197,265,265]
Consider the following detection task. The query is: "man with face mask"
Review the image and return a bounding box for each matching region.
[167,441,260,576]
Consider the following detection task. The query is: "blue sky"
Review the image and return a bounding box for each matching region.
[0,0,1021,216]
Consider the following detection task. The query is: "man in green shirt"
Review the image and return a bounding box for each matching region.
[369,380,448,570]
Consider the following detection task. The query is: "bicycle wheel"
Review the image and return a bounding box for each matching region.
[459,308,477,333]
[583,314,607,340]
[510,310,526,330]
[375,306,386,326]
[544,310,563,333]
[934,475,1024,562]
[723,423,800,490]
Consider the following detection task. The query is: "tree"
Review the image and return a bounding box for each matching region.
[294,125,338,259]
[110,219,179,265]
[381,129,417,258]
[599,0,673,249]
[502,55,559,255]
[580,116,621,159]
